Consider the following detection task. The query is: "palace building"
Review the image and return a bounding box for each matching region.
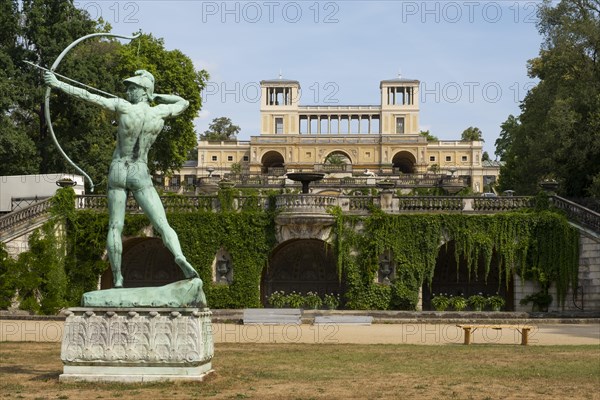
[170,77,499,193]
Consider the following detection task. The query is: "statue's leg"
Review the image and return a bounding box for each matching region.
[107,188,127,288]
[133,186,200,280]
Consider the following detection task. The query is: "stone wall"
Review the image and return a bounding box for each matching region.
[514,229,600,312]
[573,232,600,311]
[4,230,33,259]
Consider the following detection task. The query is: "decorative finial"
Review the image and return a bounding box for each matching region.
[279,69,283,79]
[398,68,402,79]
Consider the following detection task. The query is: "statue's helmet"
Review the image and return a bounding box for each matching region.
[123,70,154,98]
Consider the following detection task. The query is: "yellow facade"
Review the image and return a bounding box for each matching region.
[178,77,498,192]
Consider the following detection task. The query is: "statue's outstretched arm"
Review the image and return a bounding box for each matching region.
[44,71,121,112]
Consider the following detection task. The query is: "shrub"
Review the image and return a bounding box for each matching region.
[431,294,450,311]
[323,293,340,309]
[304,292,323,309]
[449,295,467,311]
[520,291,553,312]
[487,294,505,311]
[267,291,287,308]
[468,294,487,311]
[285,291,305,308]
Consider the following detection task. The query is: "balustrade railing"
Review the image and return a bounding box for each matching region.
[0,197,53,233]
[76,195,274,213]
[551,196,600,232]
[11,196,50,211]
[397,196,463,211]
[471,196,534,212]
[275,194,337,213]
[237,195,272,211]
[395,176,441,187]
[321,177,369,186]
[74,194,539,215]
[348,196,379,211]
[6,193,597,240]
[314,163,353,173]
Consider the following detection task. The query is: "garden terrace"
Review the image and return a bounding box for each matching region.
[74,194,538,215]
[157,173,469,192]
[2,188,597,314]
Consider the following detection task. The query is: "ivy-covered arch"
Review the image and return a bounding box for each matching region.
[262,239,340,304]
[100,237,183,289]
[422,240,513,310]
[334,210,579,310]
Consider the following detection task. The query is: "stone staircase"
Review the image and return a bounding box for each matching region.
[0,198,54,244]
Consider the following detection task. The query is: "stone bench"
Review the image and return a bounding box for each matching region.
[314,315,373,325]
[243,308,302,325]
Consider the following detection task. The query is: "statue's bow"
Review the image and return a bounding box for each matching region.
[45,32,140,192]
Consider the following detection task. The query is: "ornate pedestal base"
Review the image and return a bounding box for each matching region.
[59,307,214,382]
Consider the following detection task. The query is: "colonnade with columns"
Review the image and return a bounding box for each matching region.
[385,86,416,105]
[299,114,381,134]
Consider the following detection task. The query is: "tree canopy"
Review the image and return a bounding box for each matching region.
[497,0,600,198]
[0,0,208,190]
[324,153,347,165]
[200,117,240,141]
[461,126,484,142]
[419,130,438,142]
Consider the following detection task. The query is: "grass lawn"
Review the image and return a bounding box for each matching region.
[0,342,598,399]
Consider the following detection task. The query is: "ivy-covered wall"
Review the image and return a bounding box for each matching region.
[167,212,275,308]
[334,210,580,310]
[0,188,580,314]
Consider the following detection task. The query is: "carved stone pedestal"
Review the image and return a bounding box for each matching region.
[59,307,214,382]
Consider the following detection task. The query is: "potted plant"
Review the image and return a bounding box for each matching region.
[487,294,505,311]
[449,295,467,311]
[431,294,450,311]
[323,293,340,310]
[468,294,487,311]
[285,291,305,309]
[267,291,287,308]
[304,292,323,310]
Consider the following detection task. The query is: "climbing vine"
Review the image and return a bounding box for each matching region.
[334,211,579,310]
[167,211,276,308]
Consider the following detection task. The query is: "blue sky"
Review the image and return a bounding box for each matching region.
[88,1,544,155]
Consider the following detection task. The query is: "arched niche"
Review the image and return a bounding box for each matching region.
[261,239,341,305]
[324,150,352,165]
[212,247,233,285]
[392,151,416,173]
[100,237,184,289]
[421,241,514,310]
[261,151,285,174]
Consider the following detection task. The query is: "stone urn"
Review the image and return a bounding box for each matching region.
[539,180,559,193]
[376,180,396,192]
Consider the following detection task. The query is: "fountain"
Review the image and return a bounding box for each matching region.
[286,172,325,194]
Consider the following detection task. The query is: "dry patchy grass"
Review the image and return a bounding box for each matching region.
[0,342,598,400]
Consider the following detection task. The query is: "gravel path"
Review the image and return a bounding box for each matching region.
[2,320,598,345]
